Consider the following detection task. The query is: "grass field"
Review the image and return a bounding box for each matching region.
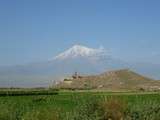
[0,90,160,120]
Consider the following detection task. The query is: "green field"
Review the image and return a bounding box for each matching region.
[0,90,160,120]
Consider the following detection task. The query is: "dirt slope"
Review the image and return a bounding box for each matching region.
[56,69,160,91]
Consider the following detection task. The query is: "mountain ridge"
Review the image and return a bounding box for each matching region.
[53,45,108,60]
[0,45,160,87]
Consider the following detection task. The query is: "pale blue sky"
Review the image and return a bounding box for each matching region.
[0,0,160,65]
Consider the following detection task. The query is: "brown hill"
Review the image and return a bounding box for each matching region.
[56,69,160,91]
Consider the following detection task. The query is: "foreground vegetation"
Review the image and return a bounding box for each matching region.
[0,90,160,120]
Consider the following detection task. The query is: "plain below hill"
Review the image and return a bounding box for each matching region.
[55,69,160,91]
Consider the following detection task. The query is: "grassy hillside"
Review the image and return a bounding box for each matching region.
[56,69,160,91]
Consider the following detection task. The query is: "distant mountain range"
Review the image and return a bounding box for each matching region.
[0,45,160,87]
[56,69,160,91]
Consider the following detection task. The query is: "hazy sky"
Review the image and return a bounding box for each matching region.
[0,0,160,65]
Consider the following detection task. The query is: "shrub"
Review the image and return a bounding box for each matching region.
[99,97,126,120]
[71,96,126,120]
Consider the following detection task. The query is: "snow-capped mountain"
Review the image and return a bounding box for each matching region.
[0,44,160,87]
[53,45,108,60]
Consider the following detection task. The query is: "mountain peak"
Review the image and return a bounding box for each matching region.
[53,44,107,60]
[71,44,87,49]
[69,44,94,53]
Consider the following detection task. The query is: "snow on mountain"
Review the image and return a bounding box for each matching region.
[53,45,108,60]
[0,44,160,87]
